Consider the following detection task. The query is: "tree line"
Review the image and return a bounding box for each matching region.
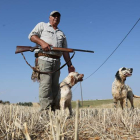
[0,100,33,106]
[16,102,33,106]
[0,100,10,105]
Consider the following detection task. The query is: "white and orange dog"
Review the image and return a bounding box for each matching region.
[54,72,84,115]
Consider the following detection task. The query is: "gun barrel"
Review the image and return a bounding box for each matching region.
[52,47,94,53]
[72,49,94,53]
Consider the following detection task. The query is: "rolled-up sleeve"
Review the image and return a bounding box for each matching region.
[28,22,44,40]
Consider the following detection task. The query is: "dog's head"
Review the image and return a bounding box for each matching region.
[67,72,84,87]
[115,67,133,82]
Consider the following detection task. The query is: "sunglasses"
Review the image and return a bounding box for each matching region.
[51,13,61,17]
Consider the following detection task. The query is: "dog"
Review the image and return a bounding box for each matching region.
[112,67,140,109]
[54,72,84,115]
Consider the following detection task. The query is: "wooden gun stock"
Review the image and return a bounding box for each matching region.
[15,46,39,54]
[51,47,74,52]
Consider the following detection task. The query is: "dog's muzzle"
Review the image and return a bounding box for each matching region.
[78,74,84,81]
[125,68,133,77]
[130,68,133,73]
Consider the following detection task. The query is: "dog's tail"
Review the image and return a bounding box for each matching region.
[133,94,140,98]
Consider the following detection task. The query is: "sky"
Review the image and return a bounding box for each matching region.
[0,0,140,103]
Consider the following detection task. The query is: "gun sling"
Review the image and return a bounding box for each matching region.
[15,45,94,74]
[21,52,75,74]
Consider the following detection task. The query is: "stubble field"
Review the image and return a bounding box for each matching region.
[0,99,140,140]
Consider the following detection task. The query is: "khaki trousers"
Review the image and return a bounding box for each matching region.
[38,58,60,110]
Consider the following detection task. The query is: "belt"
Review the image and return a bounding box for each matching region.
[35,53,60,59]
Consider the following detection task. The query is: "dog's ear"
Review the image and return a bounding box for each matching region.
[70,76,76,86]
[121,67,126,71]
[115,71,121,82]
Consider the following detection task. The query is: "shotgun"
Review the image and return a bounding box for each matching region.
[15,46,94,54]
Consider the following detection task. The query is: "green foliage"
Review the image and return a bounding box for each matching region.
[0,100,10,105]
[17,102,33,107]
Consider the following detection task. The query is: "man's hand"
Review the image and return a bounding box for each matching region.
[68,65,75,73]
[30,35,51,51]
[41,42,51,51]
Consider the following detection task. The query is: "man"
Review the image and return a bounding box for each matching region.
[28,11,75,111]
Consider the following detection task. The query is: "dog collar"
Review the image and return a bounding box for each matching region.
[60,81,72,88]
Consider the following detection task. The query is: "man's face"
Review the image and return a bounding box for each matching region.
[49,13,60,26]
